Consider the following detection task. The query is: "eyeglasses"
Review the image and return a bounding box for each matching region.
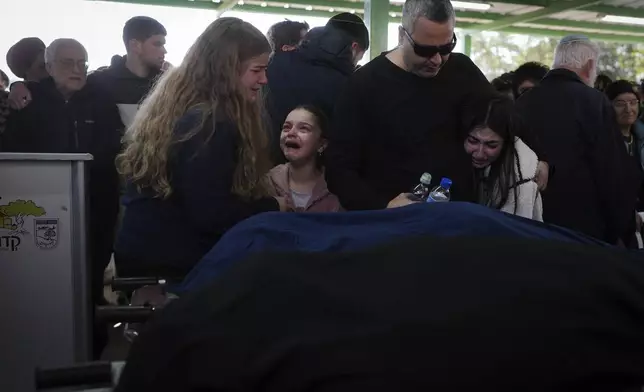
[57,59,88,72]
[614,99,639,109]
[402,28,457,58]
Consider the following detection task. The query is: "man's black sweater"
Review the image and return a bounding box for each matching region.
[325,53,541,210]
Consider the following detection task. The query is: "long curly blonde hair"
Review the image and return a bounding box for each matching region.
[117,17,272,199]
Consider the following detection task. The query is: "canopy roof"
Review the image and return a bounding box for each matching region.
[86,0,644,43]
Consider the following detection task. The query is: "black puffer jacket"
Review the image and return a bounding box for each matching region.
[265,26,356,163]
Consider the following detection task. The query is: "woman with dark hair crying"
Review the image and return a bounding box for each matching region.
[463,96,543,221]
[267,105,342,212]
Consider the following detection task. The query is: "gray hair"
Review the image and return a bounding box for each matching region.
[44,38,87,64]
[402,0,455,32]
[553,35,599,70]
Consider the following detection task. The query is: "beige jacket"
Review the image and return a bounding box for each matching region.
[500,138,543,221]
[484,138,543,221]
[267,164,342,212]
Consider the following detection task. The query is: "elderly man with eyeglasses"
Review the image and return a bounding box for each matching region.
[1,38,123,359]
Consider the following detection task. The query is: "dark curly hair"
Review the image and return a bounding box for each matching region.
[513,62,549,98]
[595,74,613,93]
[491,72,514,97]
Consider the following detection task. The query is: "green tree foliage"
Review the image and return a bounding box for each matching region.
[469,32,556,79]
[468,31,644,83]
[597,42,644,82]
[0,200,46,218]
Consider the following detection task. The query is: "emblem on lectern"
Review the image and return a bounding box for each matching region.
[0,198,48,252]
[0,199,45,235]
[34,219,59,250]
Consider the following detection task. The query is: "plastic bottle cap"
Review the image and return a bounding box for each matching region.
[420,172,432,185]
[440,178,452,189]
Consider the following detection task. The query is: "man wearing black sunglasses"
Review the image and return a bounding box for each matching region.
[325,0,548,211]
[398,25,457,78]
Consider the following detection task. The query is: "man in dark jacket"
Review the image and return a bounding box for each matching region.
[2,38,123,358]
[265,13,369,163]
[92,16,167,127]
[516,35,634,244]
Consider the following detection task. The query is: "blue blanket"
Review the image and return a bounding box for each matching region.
[178,202,607,293]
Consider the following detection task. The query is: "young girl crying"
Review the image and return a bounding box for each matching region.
[268,105,342,212]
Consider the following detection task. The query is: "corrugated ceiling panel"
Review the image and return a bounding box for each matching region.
[244,1,357,13]
[240,0,543,14]
[602,0,644,9]
[457,17,494,23]
[240,0,540,18]
[517,21,644,35]
[173,0,644,38]
[492,4,543,14]
[549,10,603,20]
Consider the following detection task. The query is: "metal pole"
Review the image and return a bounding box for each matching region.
[463,34,472,57]
[364,0,390,60]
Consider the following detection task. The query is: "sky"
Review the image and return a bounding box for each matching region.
[0,0,465,82]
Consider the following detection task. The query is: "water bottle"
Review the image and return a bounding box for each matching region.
[427,177,452,203]
[410,172,432,201]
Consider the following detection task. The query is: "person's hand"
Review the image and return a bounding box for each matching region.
[274,197,289,212]
[534,161,549,191]
[387,193,418,209]
[8,82,31,110]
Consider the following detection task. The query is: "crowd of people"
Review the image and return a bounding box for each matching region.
[493,51,644,243]
[0,0,642,359]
